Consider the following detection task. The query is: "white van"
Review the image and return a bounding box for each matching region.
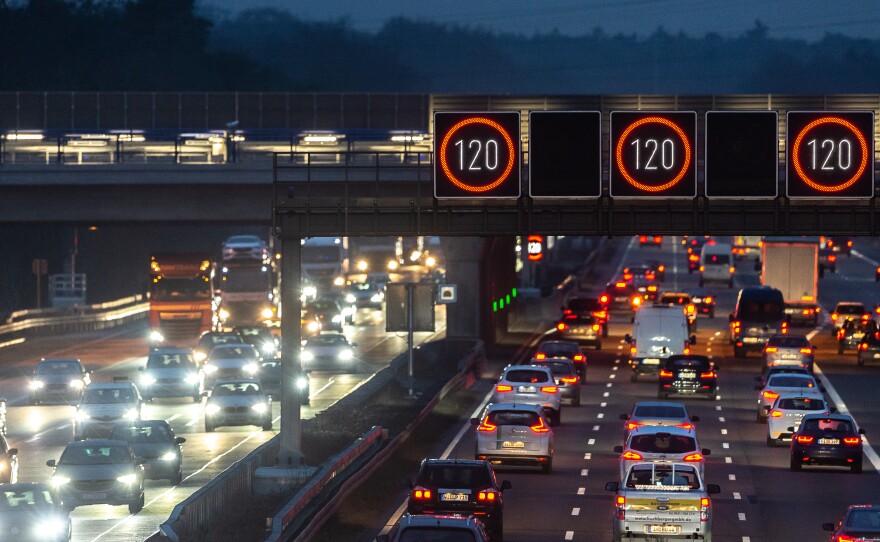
[625,305,695,381]
[699,242,734,288]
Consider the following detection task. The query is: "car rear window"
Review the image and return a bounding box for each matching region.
[768,337,809,348]
[399,528,477,542]
[668,358,709,369]
[738,299,784,322]
[505,370,551,384]
[801,418,854,432]
[704,254,730,265]
[776,397,826,410]
[633,405,687,418]
[660,295,691,305]
[625,465,699,488]
[539,344,578,356]
[420,465,490,488]
[629,433,697,454]
[768,376,816,388]
[846,509,880,531]
[536,361,575,375]
[487,410,541,426]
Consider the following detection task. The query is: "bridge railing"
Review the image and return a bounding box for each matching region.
[0,294,148,342]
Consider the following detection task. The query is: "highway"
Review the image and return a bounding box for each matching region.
[0,287,446,542]
[377,236,880,542]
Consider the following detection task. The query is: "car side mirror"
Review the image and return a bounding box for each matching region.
[605,482,619,492]
[7,448,17,456]
[690,415,700,422]
[613,445,624,453]
[470,418,480,426]
[859,428,866,435]
[702,448,711,456]
[46,459,57,468]
[500,480,512,491]
[822,523,836,532]
[706,484,721,495]
[690,335,697,345]
[620,413,629,420]
[728,313,735,323]
[175,437,186,445]
[400,478,412,489]
[624,334,632,343]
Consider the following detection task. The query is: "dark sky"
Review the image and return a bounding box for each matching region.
[201,0,879,41]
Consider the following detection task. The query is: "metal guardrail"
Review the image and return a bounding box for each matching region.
[0,295,147,339]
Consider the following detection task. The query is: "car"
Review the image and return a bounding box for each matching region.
[0,434,19,483]
[830,302,870,336]
[194,331,243,363]
[554,313,602,350]
[110,420,186,484]
[0,482,71,542]
[626,305,694,381]
[857,330,880,366]
[204,379,273,432]
[823,236,853,256]
[301,309,324,337]
[28,358,90,406]
[531,358,581,406]
[789,413,864,473]
[257,357,310,404]
[138,347,201,402]
[560,295,609,338]
[656,292,698,333]
[320,292,356,325]
[630,276,660,304]
[491,365,562,426]
[643,259,666,281]
[619,401,699,438]
[762,334,815,372]
[876,265,880,282]
[838,319,878,354]
[622,264,657,283]
[473,402,555,473]
[698,242,734,288]
[345,281,385,309]
[73,381,143,440]
[603,280,642,313]
[766,393,832,446]
[684,235,711,255]
[613,425,711,481]
[638,235,663,247]
[221,234,269,261]
[689,287,716,318]
[755,372,823,422]
[47,439,145,513]
[304,299,346,332]
[818,247,838,277]
[823,505,880,541]
[200,343,262,391]
[687,250,701,274]
[233,325,280,358]
[405,458,511,541]
[533,340,588,379]
[785,301,820,328]
[300,333,357,372]
[730,286,787,358]
[378,514,489,542]
[756,366,813,388]
[658,354,717,400]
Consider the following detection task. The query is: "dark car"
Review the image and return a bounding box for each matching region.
[729,286,787,358]
[533,340,587,379]
[790,413,864,473]
[658,355,717,400]
[823,505,880,541]
[643,259,667,282]
[110,420,185,484]
[304,299,345,332]
[561,295,608,337]
[28,358,90,406]
[555,314,602,350]
[631,276,660,304]
[638,235,663,247]
[233,325,280,359]
[138,348,200,402]
[194,331,243,364]
[689,287,716,318]
[838,319,878,354]
[687,250,701,274]
[818,247,837,278]
[258,358,310,404]
[532,358,581,406]
[858,330,880,367]
[755,366,813,389]
[405,459,511,541]
[0,482,71,542]
[823,236,853,256]
[684,236,711,255]
[622,265,657,283]
[604,281,641,313]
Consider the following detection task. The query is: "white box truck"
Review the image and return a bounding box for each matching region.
[761,237,819,327]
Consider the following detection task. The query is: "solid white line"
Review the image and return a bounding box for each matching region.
[167,413,182,423]
[310,377,336,399]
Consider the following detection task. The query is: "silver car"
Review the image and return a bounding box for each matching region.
[73,382,143,440]
[138,348,201,402]
[473,403,554,474]
[200,344,262,392]
[491,365,562,426]
[204,379,272,432]
[300,333,357,372]
[614,425,710,481]
[754,372,823,422]
[762,334,815,373]
[766,393,831,446]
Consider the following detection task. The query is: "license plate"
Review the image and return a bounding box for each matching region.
[643,358,660,365]
[819,438,840,445]
[743,337,759,343]
[781,354,797,359]
[82,492,107,500]
[502,441,525,448]
[647,525,681,534]
[679,373,696,379]
[854,333,865,339]
[441,492,469,502]
[614,297,628,302]
[518,386,536,393]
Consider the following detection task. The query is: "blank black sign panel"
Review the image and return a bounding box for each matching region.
[705,111,778,198]
[528,111,602,198]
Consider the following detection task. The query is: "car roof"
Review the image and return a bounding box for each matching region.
[64,438,129,448]
[629,425,695,437]
[486,402,544,413]
[422,458,488,468]
[149,347,193,355]
[86,382,136,390]
[503,364,553,373]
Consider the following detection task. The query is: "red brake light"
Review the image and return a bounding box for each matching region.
[659,369,673,378]
[700,371,717,379]
[477,490,497,501]
[689,254,699,262]
[799,348,813,354]
[561,376,578,384]
[686,304,695,314]
[477,419,497,432]
[829,254,837,262]
[627,422,644,431]
[764,347,778,353]
[622,451,643,460]
[530,417,550,433]
[676,423,694,430]
[647,285,658,292]
[540,386,558,394]
[623,273,633,280]
[573,354,585,361]
[848,240,853,247]
[639,236,647,242]
[535,353,546,360]
[557,322,567,331]
[860,343,869,350]
[496,384,513,392]
[413,488,432,500]
[599,295,609,304]
[683,453,704,462]
[563,309,572,315]
[795,435,814,444]
[763,391,780,400]
[615,282,627,288]
[843,437,861,445]
[653,236,662,243]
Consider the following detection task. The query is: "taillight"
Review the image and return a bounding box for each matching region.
[616,495,626,520]
[557,322,567,331]
[477,418,497,431]
[561,376,578,384]
[573,354,585,361]
[683,346,691,354]
[832,312,839,321]
[540,386,558,394]
[477,490,498,501]
[732,320,741,332]
[632,297,642,307]
[795,435,814,444]
[838,329,845,339]
[700,498,710,522]
[699,265,705,272]
[847,240,853,247]
[535,353,546,360]
[530,418,550,433]
[763,391,780,400]
[800,348,813,354]
[781,321,788,334]
[802,308,812,315]
[647,285,658,292]
[592,324,600,331]
[689,254,699,262]
[496,384,513,392]
[705,296,713,303]
[653,236,662,243]
[659,369,673,378]
[623,273,633,280]
[615,282,627,288]
[592,310,607,320]
[658,265,665,272]
[729,266,735,273]
[686,304,695,314]
[563,309,572,314]
[683,453,704,462]
[843,437,861,446]
[701,371,717,379]
[413,487,432,500]
[600,294,609,304]
[765,347,778,353]
[622,451,643,460]
[627,422,644,431]
[829,254,837,262]
[630,346,637,355]
[676,423,694,430]
[770,410,783,417]
[860,343,869,350]
[639,236,647,242]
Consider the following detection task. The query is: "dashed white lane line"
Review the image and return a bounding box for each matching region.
[728,474,736,481]
[721,429,728,435]
[723,443,730,449]
[571,508,580,516]
[609,374,616,379]
[725,457,733,464]
[606,383,613,388]
[593,425,600,431]
[738,513,747,521]
[733,492,742,500]
[577,487,586,495]
[719,417,725,422]
[612,366,618,371]
[603,392,609,397]
[600,402,607,407]
[587,438,596,445]
[716,405,722,411]
[581,469,589,476]
[743,537,751,542]
[565,532,574,541]
[597,413,605,419]
[584,453,592,460]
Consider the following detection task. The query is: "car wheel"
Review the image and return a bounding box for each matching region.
[658,391,668,400]
[756,410,765,423]
[171,470,183,485]
[205,421,215,433]
[573,393,581,407]
[709,309,715,319]
[602,325,609,338]
[542,459,553,475]
[262,419,273,431]
[631,372,638,382]
[128,491,145,514]
[790,456,802,471]
[766,436,775,447]
[852,459,863,474]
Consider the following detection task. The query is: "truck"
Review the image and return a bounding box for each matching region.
[605,462,720,542]
[761,237,820,327]
[733,235,762,260]
[212,260,278,329]
[148,253,213,344]
[301,237,348,288]
[349,236,398,276]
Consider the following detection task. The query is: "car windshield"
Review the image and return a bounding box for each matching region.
[776,397,826,410]
[625,466,698,489]
[147,353,195,369]
[629,433,697,453]
[307,335,348,347]
[536,361,575,375]
[846,510,880,531]
[486,410,541,426]
[0,489,55,509]
[768,376,816,388]
[802,418,854,432]
[212,382,262,395]
[202,334,241,347]
[60,445,130,465]
[768,337,809,348]
[738,299,784,322]
[111,424,172,443]
[420,465,490,488]
[504,370,551,384]
[35,361,80,375]
[210,346,257,360]
[633,405,687,418]
[82,387,135,404]
[399,529,477,542]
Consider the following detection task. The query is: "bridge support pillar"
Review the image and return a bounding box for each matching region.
[278,230,304,465]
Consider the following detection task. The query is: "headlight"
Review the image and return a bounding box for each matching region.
[194,351,207,363]
[124,409,140,420]
[251,403,268,413]
[68,379,84,389]
[218,309,230,321]
[356,260,368,272]
[29,380,45,390]
[184,373,200,385]
[301,351,314,362]
[116,473,138,485]
[307,321,321,333]
[75,411,91,421]
[346,294,356,303]
[51,475,71,487]
[140,375,157,386]
[426,256,436,267]
[203,364,218,374]
[295,376,309,390]
[160,452,178,461]
[387,260,399,271]
[150,330,165,343]
[332,315,343,323]
[261,307,275,319]
[35,517,67,536]
[370,293,384,303]
[333,276,345,287]
[303,286,317,298]
[205,404,221,415]
[338,349,354,361]
[243,363,259,375]
[262,343,276,355]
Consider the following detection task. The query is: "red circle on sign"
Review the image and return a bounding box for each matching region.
[615,116,692,193]
[439,117,516,193]
[791,116,868,193]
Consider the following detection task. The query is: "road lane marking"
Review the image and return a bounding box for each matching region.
[311,377,336,398]
[593,425,600,431]
[725,457,733,464]
[738,513,747,521]
[167,414,182,423]
[565,532,574,540]
[571,507,580,516]
[728,474,736,480]
[600,402,607,407]
[584,453,592,460]
[597,413,604,419]
[719,417,725,422]
[721,429,728,435]
[733,492,742,500]
[577,487,585,495]
[581,469,589,476]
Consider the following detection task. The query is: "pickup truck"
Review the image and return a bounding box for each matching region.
[605,462,720,542]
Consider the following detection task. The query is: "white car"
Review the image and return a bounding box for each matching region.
[766,393,831,446]
[200,344,262,391]
[221,235,269,261]
[614,425,710,481]
[301,333,357,372]
[754,372,823,422]
[620,401,699,439]
[473,403,554,474]
[204,379,272,432]
[491,365,562,426]
[74,382,143,440]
